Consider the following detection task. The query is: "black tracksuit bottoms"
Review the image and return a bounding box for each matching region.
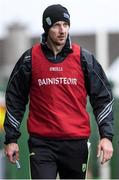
[28,136,88,179]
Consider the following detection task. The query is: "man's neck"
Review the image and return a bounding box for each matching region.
[47,40,64,56]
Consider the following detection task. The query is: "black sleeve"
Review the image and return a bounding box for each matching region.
[81,48,114,141]
[4,48,32,144]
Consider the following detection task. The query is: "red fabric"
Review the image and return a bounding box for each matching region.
[27,44,90,139]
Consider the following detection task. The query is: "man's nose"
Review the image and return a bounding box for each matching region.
[59,25,65,33]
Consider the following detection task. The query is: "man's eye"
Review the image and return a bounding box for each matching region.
[54,24,59,27]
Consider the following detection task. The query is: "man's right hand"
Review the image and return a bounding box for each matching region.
[4,143,19,163]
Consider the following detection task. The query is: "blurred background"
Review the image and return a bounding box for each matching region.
[0,0,119,179]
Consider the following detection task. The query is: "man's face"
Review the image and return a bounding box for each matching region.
[47,21,70,46]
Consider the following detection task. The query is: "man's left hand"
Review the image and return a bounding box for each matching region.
[97,138,113,164]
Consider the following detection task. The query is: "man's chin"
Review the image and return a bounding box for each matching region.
[56,40,66,46]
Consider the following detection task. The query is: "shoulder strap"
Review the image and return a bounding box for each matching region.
[80,47,91,95]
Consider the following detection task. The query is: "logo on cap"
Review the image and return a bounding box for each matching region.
[46,17,52,26]
[82,163,87,172]
[63,13,70,19]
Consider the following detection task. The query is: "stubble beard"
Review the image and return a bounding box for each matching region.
[54,36,67,46]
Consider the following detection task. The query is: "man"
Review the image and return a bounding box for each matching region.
[4,4,114,179]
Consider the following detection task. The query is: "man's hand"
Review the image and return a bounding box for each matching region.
[97,138,113,165]
[4,143,19,164]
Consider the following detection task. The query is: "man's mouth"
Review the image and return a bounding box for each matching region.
[58,36,65,40]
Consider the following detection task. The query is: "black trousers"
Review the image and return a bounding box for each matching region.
[28,136,88,179]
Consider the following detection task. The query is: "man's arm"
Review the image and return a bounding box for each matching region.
[81,48,114,164]
[4,48,31,163]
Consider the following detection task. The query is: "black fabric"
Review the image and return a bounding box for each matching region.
[81,48,114,141]
[28,136,88,179]
[42,4,70,34]
[4,49,32,144]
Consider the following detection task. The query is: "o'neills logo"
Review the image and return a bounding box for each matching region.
[38,77,77,86]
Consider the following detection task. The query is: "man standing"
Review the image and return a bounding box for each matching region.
[4,4,114,179]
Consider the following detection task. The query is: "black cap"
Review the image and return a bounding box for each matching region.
[42,4,70,34]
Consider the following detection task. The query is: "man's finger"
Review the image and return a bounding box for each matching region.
[101,158,106,164]
[101,150,112,164]
[15,151,19,160]
[97,144,101,157]
[7,153,16,163]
